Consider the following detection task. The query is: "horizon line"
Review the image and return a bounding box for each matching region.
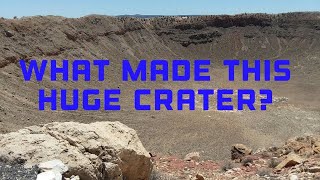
[2,11,320,19]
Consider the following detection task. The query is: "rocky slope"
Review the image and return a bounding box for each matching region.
[153,135,320,179]
[0,12,319,160]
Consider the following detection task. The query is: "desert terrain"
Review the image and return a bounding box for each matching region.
[0,12,319,164]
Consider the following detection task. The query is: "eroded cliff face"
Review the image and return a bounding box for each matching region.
[1,13,320,67]
[0,13,319,160]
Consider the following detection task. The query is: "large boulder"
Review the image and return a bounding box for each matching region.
[231,144,252,161]
[0,121,152,180]
[275,153,304,171]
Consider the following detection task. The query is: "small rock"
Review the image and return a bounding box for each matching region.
[275,154,304,170]
[70,175,80,180]
[289,174,299,180]
[39,159,68,174]
[196,173,204,180]
[184,152,200,161]
[3,30,14,37]
[36,170,62,180]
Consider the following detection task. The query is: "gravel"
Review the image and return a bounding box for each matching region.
[0,161,39,180]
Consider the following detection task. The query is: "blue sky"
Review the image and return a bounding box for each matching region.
[1,0,320,18]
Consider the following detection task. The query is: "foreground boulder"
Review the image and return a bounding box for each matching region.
[0,121,152,180]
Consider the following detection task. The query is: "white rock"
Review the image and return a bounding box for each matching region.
[289,174,299,180]
[70,175,80,180]
[36,170,62,180]
[184,152,200,161]
[39,159,68,174]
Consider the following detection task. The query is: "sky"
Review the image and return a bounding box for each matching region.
[1,0,320,18]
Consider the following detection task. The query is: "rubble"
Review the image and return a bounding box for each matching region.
[153,135,320,179]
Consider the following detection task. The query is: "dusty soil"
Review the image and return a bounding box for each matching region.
[0,12,319,160]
